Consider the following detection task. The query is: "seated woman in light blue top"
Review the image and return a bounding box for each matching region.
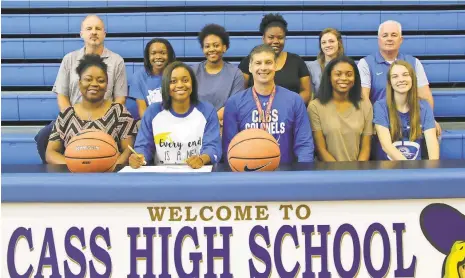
[373,60,439,160]
[306,28,344,98]
[129,38,176,120]
[191,24,245,130]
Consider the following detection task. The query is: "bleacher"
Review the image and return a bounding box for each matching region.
[2,0,465,164]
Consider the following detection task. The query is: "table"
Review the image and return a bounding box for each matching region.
[2,161,465,277]
[3,160,465,202]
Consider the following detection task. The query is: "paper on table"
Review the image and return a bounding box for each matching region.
[119,165,213,173]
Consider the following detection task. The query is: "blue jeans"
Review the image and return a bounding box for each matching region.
[34,121,55,164]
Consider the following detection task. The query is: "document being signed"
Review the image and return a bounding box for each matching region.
[118,165,213,173]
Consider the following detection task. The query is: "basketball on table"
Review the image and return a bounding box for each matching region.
[227,128,280,172]
[65,129,119,173]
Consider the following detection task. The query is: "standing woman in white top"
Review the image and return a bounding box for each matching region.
[306,28,345,98]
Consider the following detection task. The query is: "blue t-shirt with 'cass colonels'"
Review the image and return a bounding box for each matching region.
[222,86,314,164]
[373,99,435,160]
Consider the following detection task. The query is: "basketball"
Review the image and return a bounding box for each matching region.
[65,129,119,173]
[227,128,280,172]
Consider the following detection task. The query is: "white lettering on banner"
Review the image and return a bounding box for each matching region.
[2,200,464,277]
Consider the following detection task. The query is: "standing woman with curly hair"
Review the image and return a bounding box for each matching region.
[192,24,245,132]
[306,28,345,98]
[238,13,312,104]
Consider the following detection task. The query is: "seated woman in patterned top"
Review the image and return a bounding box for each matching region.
[46,54,137,165]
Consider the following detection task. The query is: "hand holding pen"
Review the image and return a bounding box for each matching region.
[128,145,147,169]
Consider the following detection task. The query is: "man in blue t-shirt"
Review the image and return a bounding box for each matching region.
[222,44,314,164]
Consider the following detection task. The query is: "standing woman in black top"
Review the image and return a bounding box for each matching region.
[238,13,312,104]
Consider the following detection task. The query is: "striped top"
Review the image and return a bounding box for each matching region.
[49,103,137,148]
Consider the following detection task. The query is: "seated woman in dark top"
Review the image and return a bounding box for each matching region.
[46,54,137,165]
[238,13,312,104]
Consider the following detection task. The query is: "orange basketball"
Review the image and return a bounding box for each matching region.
[227,128,280,172]
[65,129,119,173]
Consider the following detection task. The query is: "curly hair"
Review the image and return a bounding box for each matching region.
[259,13,288,35]
[198,24,230,49]
[76,54,108,79]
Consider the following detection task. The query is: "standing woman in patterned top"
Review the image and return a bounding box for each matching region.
[238,13,312,104]
[46,55,137,164]
[306,28,345,97]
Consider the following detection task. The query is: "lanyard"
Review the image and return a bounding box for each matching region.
[252,86,276,131]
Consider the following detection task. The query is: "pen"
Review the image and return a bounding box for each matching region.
[128,145,147,165]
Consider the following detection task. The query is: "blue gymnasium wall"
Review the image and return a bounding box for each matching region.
[1,0,465,164]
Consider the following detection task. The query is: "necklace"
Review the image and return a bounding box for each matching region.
[252,86,276,132]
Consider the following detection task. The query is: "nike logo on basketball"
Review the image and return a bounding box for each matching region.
[376,72,383,75]
[244,162,271,172]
